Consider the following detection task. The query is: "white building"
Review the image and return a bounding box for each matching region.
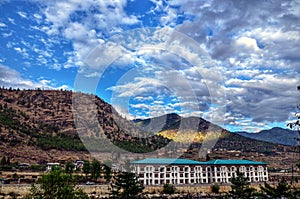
[132,158,268,185]
[46,162,60,172]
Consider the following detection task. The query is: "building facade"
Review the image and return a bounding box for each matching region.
[132,158,268,185]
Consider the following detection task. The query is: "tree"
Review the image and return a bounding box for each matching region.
[287,86,300,169]
[206,153,211,161]
[259,178,298,198]
[25,168,88,199]
[6,157,10,165]
[211,183,220,195]
[0,156,7,166]
[228,171,257,199]
[82,160,91,178]
[65,161,75,174]
[91,159,101,180]
[110,160,144,199]
[163,183,175,194]
[103,160,112,182]
[110,171,144,199]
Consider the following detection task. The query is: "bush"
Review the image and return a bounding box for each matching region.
[211,183,220,194]
[163,183,175,194]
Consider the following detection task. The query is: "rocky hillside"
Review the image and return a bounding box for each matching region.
[0,88,296,168]
[0,88,168,163]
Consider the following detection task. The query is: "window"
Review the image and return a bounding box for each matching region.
[239,166,246,173]
[231,166,236,172]
[159,166,165,172]
[184,166,190,172]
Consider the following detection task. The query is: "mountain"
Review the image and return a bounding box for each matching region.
[0,88,169,163]
[235,127,298,146]
[134,114,293,155]
[0,88,296,169]
[133,113,221,134]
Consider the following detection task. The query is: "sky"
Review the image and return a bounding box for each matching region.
[0,0,299,133]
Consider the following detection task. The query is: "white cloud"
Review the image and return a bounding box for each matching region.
[235,37,261,52]
[0,22,6,27]
[36,0,140,69]
[17,11,27,18]
[0,64,68,90]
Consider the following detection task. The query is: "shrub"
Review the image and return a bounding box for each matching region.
[163,183,175,194]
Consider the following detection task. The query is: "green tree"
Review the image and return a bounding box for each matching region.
[82,160,91,178]
[163,183,175,194]
[12,173,19,181]
[110,171,144,199]
[25,168,88,199]
[1,156,7,166]
[91,159,101,180]
[211,183,220,195]
[65,161,75,174]
[103,160,112,182]
[288,86,300,168]
[6,157,10,165]
[229,171,257,199]
[260,178,300,198]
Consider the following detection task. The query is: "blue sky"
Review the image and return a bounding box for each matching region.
[0,0,299,133]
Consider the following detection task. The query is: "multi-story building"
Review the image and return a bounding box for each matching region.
[131,158,268,185]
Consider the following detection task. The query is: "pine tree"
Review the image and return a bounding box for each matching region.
[260,178,300,198]
[229,171,257,199]
[110,171,144,199]
[110,160,144,199]
[82,160,90,178]
[0,156,7,166]
[104,165,112,182]
[91,159,101,180]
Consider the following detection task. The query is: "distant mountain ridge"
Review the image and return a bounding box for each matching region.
[235,127,298,146]
[133,113,293,156]
[133,113,221,133]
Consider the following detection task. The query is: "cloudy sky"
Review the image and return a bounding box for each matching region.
[0,0,299,132]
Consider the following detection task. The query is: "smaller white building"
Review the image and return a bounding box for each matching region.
[46,162,60,172]
[132,158,268,185]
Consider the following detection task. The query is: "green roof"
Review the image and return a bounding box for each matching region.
[132,158,267,165]
[204,159,267,165]
[131,158,205,165]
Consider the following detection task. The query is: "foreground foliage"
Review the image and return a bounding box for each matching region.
[110,171,144,199]
[110,161,144,199]
[259,178,300,198]
[228,171,258,199]
[25,168,88,199]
